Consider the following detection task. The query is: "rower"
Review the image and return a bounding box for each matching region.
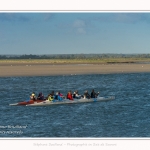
[67,91,73,100]
[48,94,54,101]
[91,89,100,98]
[84,90,90,99]
[30,92,36,100]
[37,92,44,100]
[58,91,64,100]
[54,92,59,100]
[73,90,81,99]
[91,89,96,98]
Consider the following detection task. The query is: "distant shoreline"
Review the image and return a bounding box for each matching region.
[1,62,150,77]
[0,58,150,66]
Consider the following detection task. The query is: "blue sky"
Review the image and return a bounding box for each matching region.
[0,12,150,54]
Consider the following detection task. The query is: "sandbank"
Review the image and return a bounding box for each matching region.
[0,63,150,77]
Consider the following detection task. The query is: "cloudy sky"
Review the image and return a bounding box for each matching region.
[0,12,150,54]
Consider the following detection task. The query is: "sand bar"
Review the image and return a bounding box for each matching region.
[0,63,150,77]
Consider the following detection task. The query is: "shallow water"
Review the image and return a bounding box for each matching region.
[0,73,150,137]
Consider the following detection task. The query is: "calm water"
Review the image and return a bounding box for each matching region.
[0,73,150,138]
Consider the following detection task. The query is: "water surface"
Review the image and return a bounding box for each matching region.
[0,73,150,137]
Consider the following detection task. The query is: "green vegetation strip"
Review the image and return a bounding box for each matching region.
[0,58,150,64]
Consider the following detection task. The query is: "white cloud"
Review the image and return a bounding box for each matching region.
[73,20,86,28]
[73,19,86,34]
[76,28,86,34]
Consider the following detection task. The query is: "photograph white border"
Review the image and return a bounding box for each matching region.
[0,0,150,149]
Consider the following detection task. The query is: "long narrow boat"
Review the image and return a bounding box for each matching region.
[9,99,45,106]
[26,96,115,106]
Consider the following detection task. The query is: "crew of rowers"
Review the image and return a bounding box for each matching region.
[30,89,100,101]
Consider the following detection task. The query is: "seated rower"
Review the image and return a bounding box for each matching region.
[46,91,54,100]
[37,92,44,100]
[54,92,58,100]
[30,92,36,100]
[58,91,65,99]
[84,90,90,99]
[91,89,100,98]
[73,90,81,99]
[53,92,63,101]
[58,91,63,97]
[67,91,73,100]
[48,94,54,101]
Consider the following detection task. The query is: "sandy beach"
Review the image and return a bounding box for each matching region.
[0,63,150,77]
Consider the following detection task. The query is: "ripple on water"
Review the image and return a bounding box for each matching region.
[1,73,150,137]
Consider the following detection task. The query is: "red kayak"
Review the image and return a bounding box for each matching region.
[9,99,45,106]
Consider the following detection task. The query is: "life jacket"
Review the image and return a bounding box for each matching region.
[67,93,73,100]
[48,95,53,101]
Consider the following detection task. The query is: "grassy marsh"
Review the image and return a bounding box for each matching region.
[0,57,150,65]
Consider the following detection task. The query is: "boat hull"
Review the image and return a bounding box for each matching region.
[26,96,115,106]
[9,100,45,106]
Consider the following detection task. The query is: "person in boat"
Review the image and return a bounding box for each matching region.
[84,90,90,99]
[91,89,97,98]
[30,92,36,100]
[58,91,63,97]
[73,90,81,99]
[54,92,58,100]
[37,92,44,100]
[67,91,73,100]
[52,92,62,101]
[58,91,64,100]
[48,94,54,101]
[91,89,100,98]
[46,91,55,100]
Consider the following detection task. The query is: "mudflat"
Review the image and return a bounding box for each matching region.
[0,63,150,77]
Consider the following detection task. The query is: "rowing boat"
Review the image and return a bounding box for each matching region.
[26,96,115,106]
[9,99,45,106]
